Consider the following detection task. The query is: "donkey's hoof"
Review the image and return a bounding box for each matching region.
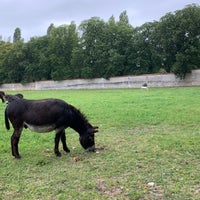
[64,149,70,153]
[56,152,62,157]
[15,155,21,159]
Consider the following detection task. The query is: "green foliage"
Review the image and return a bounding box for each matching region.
[13,28,22,43]
[0,5,200,83]
[0,41,25,83]
[158,4,200,77]
[0,87,200,199]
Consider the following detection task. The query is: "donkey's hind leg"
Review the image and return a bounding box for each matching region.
[54,131,62,157]
[11,128,22,159]
[61,130,70,153]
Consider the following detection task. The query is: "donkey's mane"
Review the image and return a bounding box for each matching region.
[70,104,89,125]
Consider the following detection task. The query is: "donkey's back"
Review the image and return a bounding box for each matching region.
[5,98,72,132]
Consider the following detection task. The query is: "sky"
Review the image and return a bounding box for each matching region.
[0,0,199,42]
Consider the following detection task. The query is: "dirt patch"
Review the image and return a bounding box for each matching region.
[96,179,123,197]
[95,146,107,153]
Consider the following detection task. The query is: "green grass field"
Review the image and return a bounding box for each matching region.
[0,87,199,200]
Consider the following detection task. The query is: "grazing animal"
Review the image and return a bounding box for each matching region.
[2,93,98,159]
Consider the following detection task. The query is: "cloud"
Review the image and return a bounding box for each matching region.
[0,0,199,41]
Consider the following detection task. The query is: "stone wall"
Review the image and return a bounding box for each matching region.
[1,69,200,91]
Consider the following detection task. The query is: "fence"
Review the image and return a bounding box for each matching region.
[0,69,200,91]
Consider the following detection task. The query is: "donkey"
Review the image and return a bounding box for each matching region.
[1,92,98,159]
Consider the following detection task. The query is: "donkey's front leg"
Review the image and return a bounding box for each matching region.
[11,128,22,159]
[61,130,70,153]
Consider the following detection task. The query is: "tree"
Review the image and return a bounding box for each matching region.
[108,11,133,77]
[22,36,51,82]
[13,27,22,43]
[172,4,200,78]
[0,5,199,83]
[119,10,129,24]
[1,41,25,83]
[0,41,13,83]
[47,23,55,36]
[71,45,84,78]
[47,22,79,80]
[157,4,200,78]
[79,17,107,78]
[156,13,177,73]
[126,22,161,75]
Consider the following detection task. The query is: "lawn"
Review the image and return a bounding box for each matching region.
[0,87,199,199]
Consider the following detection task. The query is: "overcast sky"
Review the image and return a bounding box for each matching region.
[0,0,199,41]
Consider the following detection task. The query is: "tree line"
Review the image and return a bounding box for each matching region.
[0,4,200,84]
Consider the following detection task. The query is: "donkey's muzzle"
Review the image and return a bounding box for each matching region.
[85,145,95,152]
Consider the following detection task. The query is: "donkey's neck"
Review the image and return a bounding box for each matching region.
[68,105,90,135]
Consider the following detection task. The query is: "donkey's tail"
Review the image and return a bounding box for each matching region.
[5,109,10,130]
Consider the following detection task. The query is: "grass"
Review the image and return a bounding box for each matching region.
[0,87,200,199]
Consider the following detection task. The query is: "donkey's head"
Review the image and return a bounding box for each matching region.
[5,93,24,103]
[0,91,23,103]
[79,126,98,152]
[0,91,6,103]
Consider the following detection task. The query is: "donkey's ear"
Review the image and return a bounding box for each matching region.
[15,93,23,99]
[0,91,6,103]
[93,126,99,133]
[88,126,99,134]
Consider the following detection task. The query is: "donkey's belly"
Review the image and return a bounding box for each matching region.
[24,122,56,133]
